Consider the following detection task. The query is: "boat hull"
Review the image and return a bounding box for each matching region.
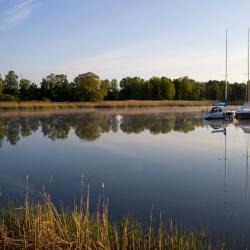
[203,111,235,120]
[236,111,250,119]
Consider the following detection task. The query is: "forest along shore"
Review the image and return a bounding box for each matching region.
[0,100,217,110]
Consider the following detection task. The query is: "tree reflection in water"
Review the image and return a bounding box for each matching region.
[0,111,202,146]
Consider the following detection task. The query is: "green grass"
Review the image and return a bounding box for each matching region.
[0,192,224,250]
[0,100,215,110]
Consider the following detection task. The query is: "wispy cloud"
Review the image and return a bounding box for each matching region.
[55,40,247,83]
[0,0,38,30]
[55,41,223,82]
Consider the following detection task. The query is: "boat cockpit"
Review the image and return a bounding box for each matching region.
[209,107,223,113]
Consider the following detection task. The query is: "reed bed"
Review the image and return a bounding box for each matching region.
[0,192,224,250]
[0,100,215,110]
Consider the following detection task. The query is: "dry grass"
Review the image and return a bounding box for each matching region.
[0,100,215,110]
[0,192,224,250]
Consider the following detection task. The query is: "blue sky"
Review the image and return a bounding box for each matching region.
[0,0,250,83]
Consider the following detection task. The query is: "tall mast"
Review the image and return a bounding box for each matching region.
[248,27,250,102]
[225,29,228,104]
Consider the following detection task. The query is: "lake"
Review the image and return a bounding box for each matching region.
[0,108,250,246]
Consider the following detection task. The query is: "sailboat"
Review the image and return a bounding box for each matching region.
[236,28,250,119]
[203,30,235,119]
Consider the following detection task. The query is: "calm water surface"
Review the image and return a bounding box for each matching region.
[0,108,250,245]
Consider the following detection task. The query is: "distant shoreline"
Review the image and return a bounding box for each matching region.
[0,100,219,111]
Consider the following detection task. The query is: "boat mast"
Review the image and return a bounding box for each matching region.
[247,27,250,102]
[225,29,228,105]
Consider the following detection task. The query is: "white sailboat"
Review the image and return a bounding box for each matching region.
[236,28,250,119]
[203,30,235,119]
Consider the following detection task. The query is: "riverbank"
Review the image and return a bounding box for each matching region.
[0,100,215,110]
[0,194,222,250]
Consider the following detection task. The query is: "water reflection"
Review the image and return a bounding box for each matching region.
[0,111,202,145]
[203,119,230,130]
[236,120,250,201]
[206,119,250,208]
[1,110,250,246]
[204,120,229,204]
[236,119,250,134]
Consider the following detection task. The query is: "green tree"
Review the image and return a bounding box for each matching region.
[149,77,162,99]
[119,77,144,99]
[181,77,193,100]
[4,70,19,96]
[129,77,144,99]
[174,77,194,100]
[142,80,153,99]
[29,83,40,100]
[107,79,119,100]
[160,77,175,100]
[40,77,51,100]
[191,82,205,100]
[74,72,103,101]
[204,80,224,100]
[230,82,246,102]
[19,79,31,100]
[119,77,131,99]
[100,79,110,98]
[41,74,70,101]
[0,75,4,96]
[52,74,71,101]
[173,78,183,100]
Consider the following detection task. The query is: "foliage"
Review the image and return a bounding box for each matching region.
[0,75,4,96]
[161,77,175,100]
[0,70,247,102]
[107,79,119,100]
[19,79,31,100]
[41,74,70,101]
[119,77,145,99]
[4,70,19,97]
[74,72,106,101]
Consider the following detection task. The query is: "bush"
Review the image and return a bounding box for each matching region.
[0,94,19,101]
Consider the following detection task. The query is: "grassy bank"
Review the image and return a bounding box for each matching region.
[0,193,223,250]
[0,100,215,110]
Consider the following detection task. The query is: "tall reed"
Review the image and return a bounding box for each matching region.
[0,100,215,110]
[0,191,224,249]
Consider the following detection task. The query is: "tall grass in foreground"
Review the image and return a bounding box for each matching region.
[0,192,224,250]
[0,100,215,110]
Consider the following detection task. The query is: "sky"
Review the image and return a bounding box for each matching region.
[0,0,250,84]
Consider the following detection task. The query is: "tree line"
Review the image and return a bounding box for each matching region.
[0,70,247,102]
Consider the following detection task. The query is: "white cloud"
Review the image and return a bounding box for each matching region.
[0,0,38,30]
